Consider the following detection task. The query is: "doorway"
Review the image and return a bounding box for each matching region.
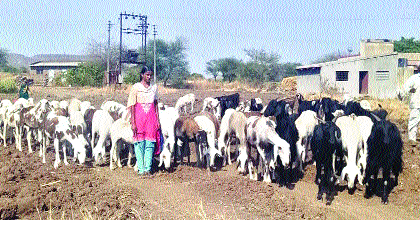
[359,71,368,94]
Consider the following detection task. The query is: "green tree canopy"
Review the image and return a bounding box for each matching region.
[394,37,420,53]
[0,48,7,68]
[146,37,189,86]
[218,57,241,82]
[206,59,220,81]
[244,48,282,81]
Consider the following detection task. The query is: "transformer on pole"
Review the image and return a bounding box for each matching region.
[117,12,149,85]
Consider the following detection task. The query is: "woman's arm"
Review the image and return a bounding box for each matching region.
[155,99,161,128]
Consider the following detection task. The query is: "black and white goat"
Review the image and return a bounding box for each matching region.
[246,116,290,182]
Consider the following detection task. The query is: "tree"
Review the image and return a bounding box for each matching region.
[278,62,302,79]
[244,48,281,81]
[218,57,241,82]
[206,59,220,81]
[0,48,7,67]
[84,39,121,72]
[394,37,420,53]
[242,61,265,82]
[146,37,189,86]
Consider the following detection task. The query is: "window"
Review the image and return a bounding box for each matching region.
[376,71,389,80]
[36,68,43,74]
[398,58,407,67]
[336,71,349,81]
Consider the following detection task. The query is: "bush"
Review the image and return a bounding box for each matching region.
[53,72,68,87]
[0,77,18,93]
[62,62,105,87]
[123,67,141,84]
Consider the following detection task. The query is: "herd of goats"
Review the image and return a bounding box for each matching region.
[0,92,403,205]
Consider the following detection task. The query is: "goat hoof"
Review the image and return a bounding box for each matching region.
[317,193,323,200]
[326,199,332,205]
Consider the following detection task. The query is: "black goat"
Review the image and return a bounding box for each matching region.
[311,122,344,205]
[216,93,240,118]
[364,120,403,204]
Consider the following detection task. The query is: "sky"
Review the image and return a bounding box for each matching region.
[1,0,419,75]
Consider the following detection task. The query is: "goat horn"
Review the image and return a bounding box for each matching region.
[370,112,381,122]
[314,116,326,124]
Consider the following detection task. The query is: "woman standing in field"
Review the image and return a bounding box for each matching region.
[127,66,161,177]
[19,77,30,100]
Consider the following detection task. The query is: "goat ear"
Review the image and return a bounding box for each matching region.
[285,104,292,115]
[335,130,341,140]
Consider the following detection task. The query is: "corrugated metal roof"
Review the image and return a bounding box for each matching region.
[30,61,82,67]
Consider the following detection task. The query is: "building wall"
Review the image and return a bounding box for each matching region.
[320,54,400,98]
[296,74,321,94]
[360,40,394,57]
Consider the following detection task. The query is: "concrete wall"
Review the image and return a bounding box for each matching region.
[320,54,401,98]
[296,74,321,94]
[360,40,394,57]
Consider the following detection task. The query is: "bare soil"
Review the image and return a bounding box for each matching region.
[0,85,419,220]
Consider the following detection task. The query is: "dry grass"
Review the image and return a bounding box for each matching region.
[301,91,410,126]
[183,79,287,93]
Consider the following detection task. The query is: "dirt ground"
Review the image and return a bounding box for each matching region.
[1,85,420,220]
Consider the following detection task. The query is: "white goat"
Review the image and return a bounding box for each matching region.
[80,101,92,115]
[91,110,115,163]
[294,110,319,171]
[354,116,374,178]
[217,108,237,165]
[0,99,13,141]
[109,110,135,170]
[335,115,364,189]
[359,100,371,111]
[101,100,126,114]
[194,114,223,169]
[158,107,179,169]
[175,93,195,114]
[202,97,221,120]
[68,98,82,117]
[59,100,69,111]
[246,116,291,182]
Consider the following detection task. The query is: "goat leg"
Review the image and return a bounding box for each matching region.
[382,168,391,204]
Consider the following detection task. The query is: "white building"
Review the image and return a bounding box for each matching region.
[296,39,420,99]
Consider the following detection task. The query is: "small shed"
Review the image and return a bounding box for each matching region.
[29,61,82,85]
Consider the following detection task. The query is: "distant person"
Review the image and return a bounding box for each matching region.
[18,77,30,100]
[398,73,420,143]
[127,66,161,177]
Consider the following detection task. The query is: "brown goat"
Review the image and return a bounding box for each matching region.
[174,116,201,166]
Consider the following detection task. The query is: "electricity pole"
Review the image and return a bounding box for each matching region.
[153,25,157,84]
[106,20,114,86]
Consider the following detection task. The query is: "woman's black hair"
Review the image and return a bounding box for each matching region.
[140,66,153,74]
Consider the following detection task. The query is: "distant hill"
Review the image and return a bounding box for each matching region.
[7,53,90,68]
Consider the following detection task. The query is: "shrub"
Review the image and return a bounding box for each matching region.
[62,62,105,87]
[53,72,68,87]
[0,77,18,93]
[123,67,141,84]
